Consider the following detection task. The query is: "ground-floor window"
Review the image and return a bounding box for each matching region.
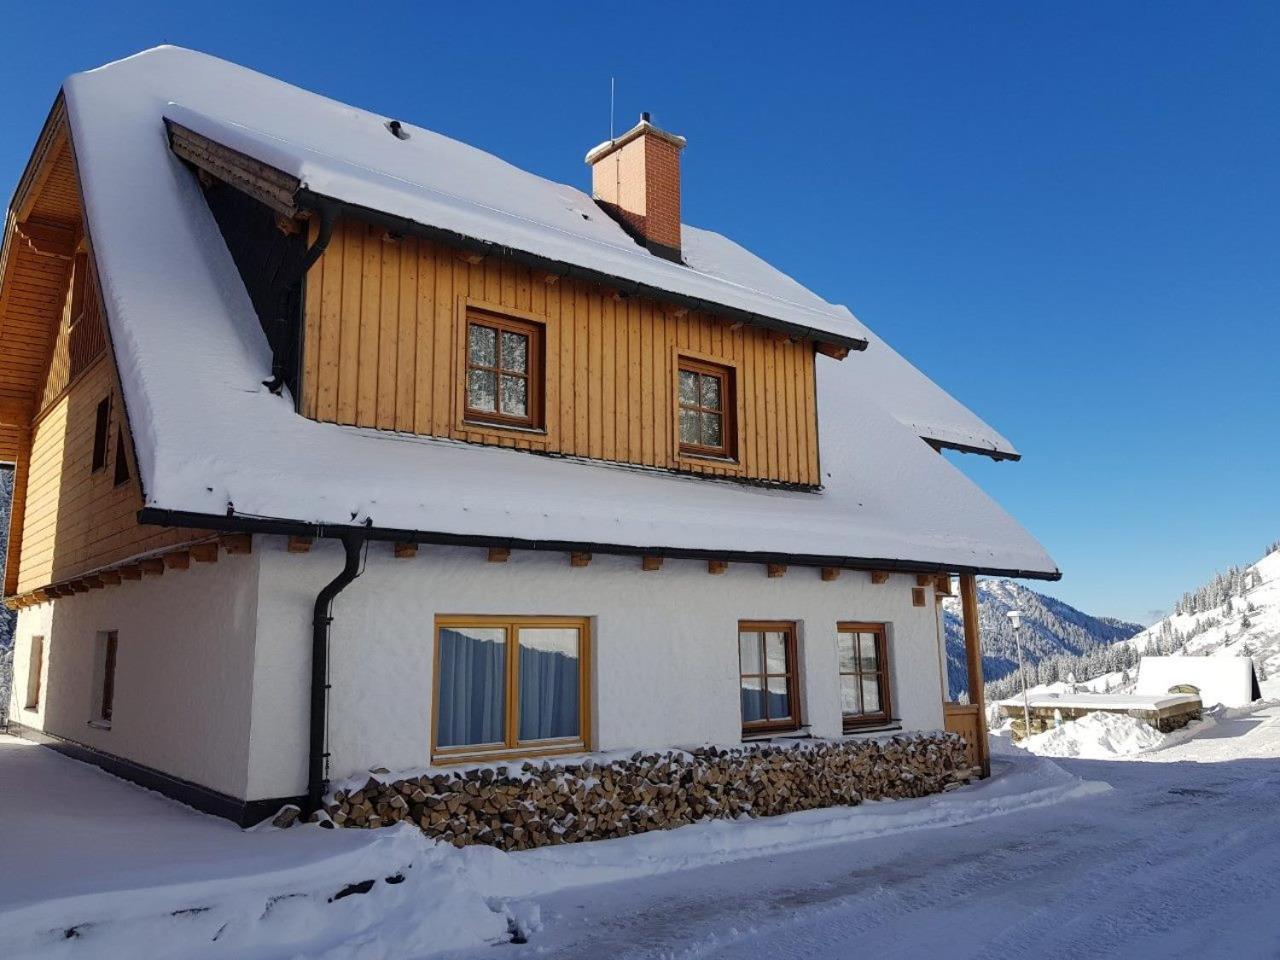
[25,636,45,710]
[738,621,801,734]
[433,616,589,761]
[837,622,891,730]
[91,630,119,727]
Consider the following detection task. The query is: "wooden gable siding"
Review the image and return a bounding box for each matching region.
[16,351,196,594]
[299,218,821,486]
[1,105,207,598]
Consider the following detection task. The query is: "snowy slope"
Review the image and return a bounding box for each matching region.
[941,580,1142,697]
[1126,546,1280,681]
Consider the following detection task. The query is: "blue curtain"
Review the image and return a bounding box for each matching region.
[436,628,506,747]
[519,645,579,741]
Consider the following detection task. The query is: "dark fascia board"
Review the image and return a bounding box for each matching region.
[138,506,1063,582]
[925,438,1022,462]
[294,189,869,354]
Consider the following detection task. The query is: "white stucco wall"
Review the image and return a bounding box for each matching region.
[247,537,948,801]
[8,551,262,798]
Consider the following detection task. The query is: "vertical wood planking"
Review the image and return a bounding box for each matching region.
[300,228,824,486]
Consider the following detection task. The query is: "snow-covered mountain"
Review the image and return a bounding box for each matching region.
[1125,545,1280,681]
[942,580,1143,699]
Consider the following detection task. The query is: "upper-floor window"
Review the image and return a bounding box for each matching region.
[113,424,131,487]
[678,358,735,459]
[91,396,111,472]
[837,622,891,730]
[464,310,543,430]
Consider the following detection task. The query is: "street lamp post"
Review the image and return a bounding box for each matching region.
[1007,609,1031,740]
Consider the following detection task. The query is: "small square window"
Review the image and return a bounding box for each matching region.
[738,621,800,734]
[678,359,735,460]
[838,623,892,731]
[463,311,543,429]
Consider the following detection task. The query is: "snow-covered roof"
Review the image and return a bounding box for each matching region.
[60,46,1056,578]
[999,693,1200,712]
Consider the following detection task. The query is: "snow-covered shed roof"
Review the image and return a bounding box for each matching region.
[60,46,1055,578]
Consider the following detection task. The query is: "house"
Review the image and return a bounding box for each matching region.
[0,47,1058,828]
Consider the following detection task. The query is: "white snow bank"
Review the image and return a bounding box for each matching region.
[1021,712,1167,760]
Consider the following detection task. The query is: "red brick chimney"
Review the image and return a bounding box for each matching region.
[585,113,686,263]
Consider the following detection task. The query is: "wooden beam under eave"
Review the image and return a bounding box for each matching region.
[163,551,190,571]
[766,563,787,578]
[934,574,953,596]
[288,536,314,554]
[569,552,591,568]
[820,567,840,582]
[707,560,728,575]
[139,558,165,577]
[915,573,934,587]
[487,547,510,563]
[84,576,105,590]
[393,542,418,559]
[119,564,142,581]
[190,543,219,563]
[641,555,663,572]
[221,534,252,555]
[99,570,122,586]
[68,580,90,594]
[815,342,850,361]
[870,571,889,585]
[959,573,991,777]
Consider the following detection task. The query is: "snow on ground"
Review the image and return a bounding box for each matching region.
[1020,711,1167,759]
[6,698,1280,960]
[455,700,1280,960]
[0,734,1099,960]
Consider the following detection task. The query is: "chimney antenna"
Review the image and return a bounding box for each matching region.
[610,77,615,140]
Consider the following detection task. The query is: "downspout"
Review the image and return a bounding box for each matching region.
[265,203,336,396]
[308,529,366,815]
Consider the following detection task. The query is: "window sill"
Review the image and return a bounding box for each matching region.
[841,720,902,737]
[87,720,112,731]
[461,419,547,436]
[742,724,810,743]
[432,741,587,766]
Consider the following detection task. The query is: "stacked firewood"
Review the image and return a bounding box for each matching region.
[325,733,975,851]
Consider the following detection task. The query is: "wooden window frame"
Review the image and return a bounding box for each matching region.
[113,424,131,487]
[837,622,893,732]
[738,620,802,735]
[91,395,111,473]
[431,615,591,764]
[460,308,545,431]
[677,356,737,461]
[92,630,119,728]
[24,635,45,710]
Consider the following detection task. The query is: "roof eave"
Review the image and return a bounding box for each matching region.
[293,188,869,353]
[924,438,1022,463]
[137,507,1062,582]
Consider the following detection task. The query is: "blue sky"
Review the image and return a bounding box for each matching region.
[2,3,1276,623]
